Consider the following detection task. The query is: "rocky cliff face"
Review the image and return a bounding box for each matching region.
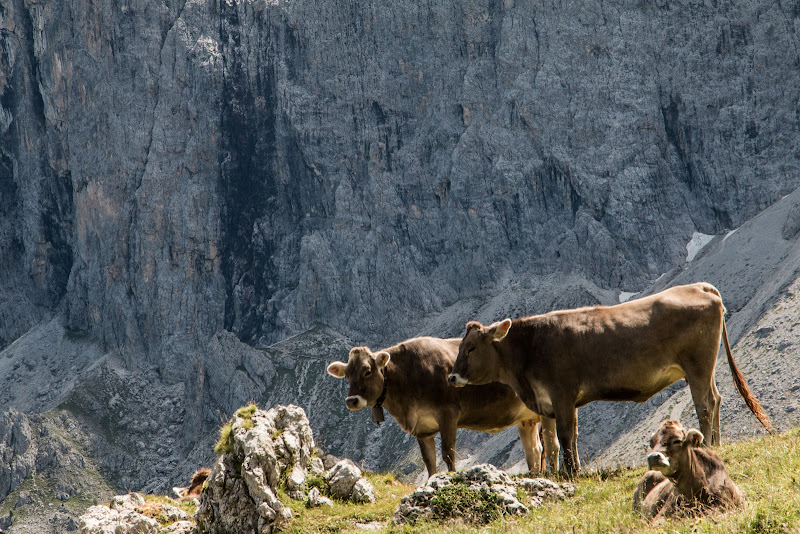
[1,0,800,508]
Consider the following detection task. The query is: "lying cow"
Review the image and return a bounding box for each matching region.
[327,337,559,478]
[633,420,745,519]
[449,282,774,473]
[173,468,210,501]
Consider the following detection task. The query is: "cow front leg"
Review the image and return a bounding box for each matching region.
[540,416,559,472]
[555,405,581,474]
[517,419,542,472]
[417,435,437,479]
[438,415,458,472]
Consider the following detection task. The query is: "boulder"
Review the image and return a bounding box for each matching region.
[325,459,362,499]
[394,464,576,524]
[79,493,159,534]
[307,487,333,508]
[324,459,376,503]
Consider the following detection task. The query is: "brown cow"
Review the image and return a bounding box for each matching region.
[327,337,559,478]
[448,282,774,473]
[173,468,210,501]
[633,420,745,519]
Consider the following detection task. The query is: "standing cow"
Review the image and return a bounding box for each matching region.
[327,336,559,478]
[448,282,774,473]
[633,419,745,519]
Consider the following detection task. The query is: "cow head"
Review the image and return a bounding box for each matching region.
[327,346,391,411]
[645,420,704,477]
[448,318,511,387]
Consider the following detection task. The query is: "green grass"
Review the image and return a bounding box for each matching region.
[214,403,258,454]
[275,428,799,533]
[280,472,414,533]
[144,427,798,533]
[137,494,198,526]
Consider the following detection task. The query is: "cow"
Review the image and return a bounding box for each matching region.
[326,336,559,478]
[448,282,774,473]
[173,468,210,501]
[633,419,745,519]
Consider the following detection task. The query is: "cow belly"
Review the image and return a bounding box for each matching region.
[578,365,685,405]
[458,404,538,432]
[407,412,440,436]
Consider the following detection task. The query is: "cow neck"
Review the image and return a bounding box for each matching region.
[671,448,709,500]
[375,375,388,409]
[496,327,526,384]
[370,366,390,424]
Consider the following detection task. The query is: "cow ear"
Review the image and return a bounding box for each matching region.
[327,362,347,378]
[489,318,512,340]
[375,351,391,368]
[465,321,482,332]
[685,429,704,447]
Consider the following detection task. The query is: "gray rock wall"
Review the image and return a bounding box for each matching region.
[3,0,799,353]
[2,0,800,496]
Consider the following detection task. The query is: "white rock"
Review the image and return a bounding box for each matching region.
[307,487,333,508]
[79,501,159,534]
[161,520,197,534]
[286,465,307,500]
[325,459,362,499]
[309,457,325,476]
[351,477,376,503]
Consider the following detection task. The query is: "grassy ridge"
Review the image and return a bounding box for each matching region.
[283,428,799,533]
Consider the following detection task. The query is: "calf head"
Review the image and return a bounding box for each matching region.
[327,347,391,410]
[448,319,511,387]
[646,420,704,477]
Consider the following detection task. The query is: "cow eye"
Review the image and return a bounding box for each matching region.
[364,369,372,377]
[670,438,682,446]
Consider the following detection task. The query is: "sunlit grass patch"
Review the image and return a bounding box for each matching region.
[137,494,197,526]
[307,428,799,534]
[158,427,800,533]
[281,471,414,533]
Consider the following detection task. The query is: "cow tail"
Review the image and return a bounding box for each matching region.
[722,318,776,435]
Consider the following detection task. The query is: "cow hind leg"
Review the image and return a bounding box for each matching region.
[711,381,722,445]
[417,436,437,479]
[554,405,580,474]
[687,380,716,445]
[518,419,542,473]
[633,470,667,515]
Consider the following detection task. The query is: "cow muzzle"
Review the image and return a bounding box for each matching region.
[447,373,468,387]
[345,395,367,411]
[646,452,670,471]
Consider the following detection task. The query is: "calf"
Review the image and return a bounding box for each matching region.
[634,420,745,519]
[327,337,559,478]
[173,468,210,501]
[449,282,774,473]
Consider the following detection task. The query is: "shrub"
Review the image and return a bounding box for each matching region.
[214,404,258,455]
[429,483,503,525]
[214,421,234,455]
